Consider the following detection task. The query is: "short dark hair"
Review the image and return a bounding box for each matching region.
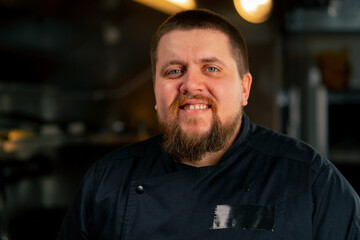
[150,9,250,79]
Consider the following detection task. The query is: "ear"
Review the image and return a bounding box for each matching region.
[241,73,252,106]
[155,104,158,110]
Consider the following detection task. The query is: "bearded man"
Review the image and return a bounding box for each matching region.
[58,9,360,240]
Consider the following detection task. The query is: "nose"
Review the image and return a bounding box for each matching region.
[179,69,205,94]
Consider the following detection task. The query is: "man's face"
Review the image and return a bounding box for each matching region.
[154,28,251,142]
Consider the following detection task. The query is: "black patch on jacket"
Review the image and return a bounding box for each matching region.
[211,204,276,231]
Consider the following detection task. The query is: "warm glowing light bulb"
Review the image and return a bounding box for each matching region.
[133,0,196,15]
[234,0,273,23]
[241,0,267,12]
[166,0,196,9]
[167,0,187,4]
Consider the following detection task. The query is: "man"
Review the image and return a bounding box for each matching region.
[58,9,360,239]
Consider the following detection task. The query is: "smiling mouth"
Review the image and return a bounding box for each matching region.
[179,104,211,110]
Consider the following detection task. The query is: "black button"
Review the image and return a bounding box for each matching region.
[136,185,144,194]
[241,185,251,192]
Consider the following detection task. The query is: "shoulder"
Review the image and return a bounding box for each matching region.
[246,121,359,196]
[247,122,320,164]
[245,122,336,181]
[88,135,164,181]
[100,134,163,163]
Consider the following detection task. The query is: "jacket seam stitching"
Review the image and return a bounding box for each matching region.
[245,142,313,165]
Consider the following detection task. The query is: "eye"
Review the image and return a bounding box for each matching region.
[206,66,219,72]
[168,69,182,75]
[165,68,183,78]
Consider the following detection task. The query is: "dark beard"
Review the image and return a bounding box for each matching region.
[159,110,242,163]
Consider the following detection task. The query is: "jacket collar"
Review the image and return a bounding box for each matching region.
[218,113,251,165]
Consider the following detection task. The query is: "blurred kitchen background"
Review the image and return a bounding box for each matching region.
[0,0,359,239]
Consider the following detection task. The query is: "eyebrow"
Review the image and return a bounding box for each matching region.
[197,57,225,65]
[159,57,226,75]
[160,60,186,75]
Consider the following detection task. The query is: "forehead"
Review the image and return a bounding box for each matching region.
[156,28,234,62]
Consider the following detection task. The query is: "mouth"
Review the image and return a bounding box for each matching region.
[179,104,211,110]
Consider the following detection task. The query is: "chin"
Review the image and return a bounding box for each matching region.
[180,125,211,137]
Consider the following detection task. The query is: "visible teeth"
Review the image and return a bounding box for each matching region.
[183,104,209,110]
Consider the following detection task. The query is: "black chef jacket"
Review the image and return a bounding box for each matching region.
[58,114,360,240]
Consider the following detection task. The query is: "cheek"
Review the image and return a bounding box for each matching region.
[213,85,243,117]
[212,82,242,103]
[154,83,178,118]
[156,88,174,108]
